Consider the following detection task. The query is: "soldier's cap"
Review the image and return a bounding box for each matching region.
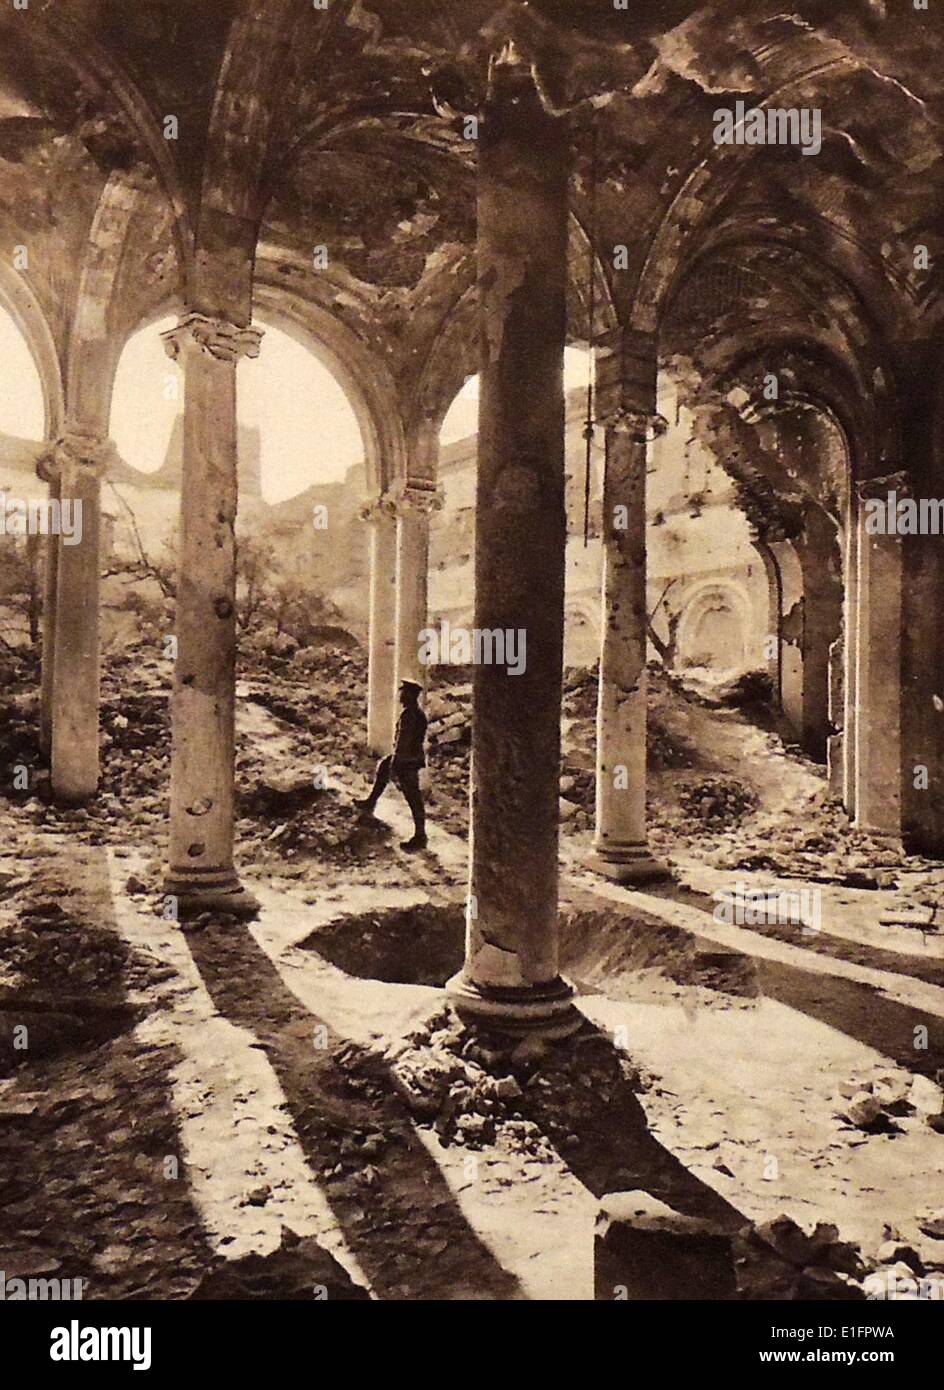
[399,680,422,696]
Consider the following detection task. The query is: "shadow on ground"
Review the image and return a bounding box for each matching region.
[631,881,944,1077]
[187,919,524,1300]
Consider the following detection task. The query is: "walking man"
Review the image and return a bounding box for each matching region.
[356,679,428,851]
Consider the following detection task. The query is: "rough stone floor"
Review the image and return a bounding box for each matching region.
[2,744,943,1301]
[2,649,943,1299]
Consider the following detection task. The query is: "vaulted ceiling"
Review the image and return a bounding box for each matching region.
[0,1,941,445]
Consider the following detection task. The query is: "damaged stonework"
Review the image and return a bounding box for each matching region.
[160,314,263,918]
[590,328,666,884]
[446,51,578,1039]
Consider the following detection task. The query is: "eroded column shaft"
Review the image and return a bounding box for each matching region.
[591,333,665,883]
[842,496,859,818]
[39,470,61,757]
[162,313,262,913]
[447,54,577,1037]
[36,433,108,802]
[854,472,904,839]
[364,497,398,753]
[392,484,441,694]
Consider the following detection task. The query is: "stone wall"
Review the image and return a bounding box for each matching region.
[429,384,770,673]
[0,382,770,674]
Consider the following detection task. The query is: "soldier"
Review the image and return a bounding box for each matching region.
[356,679,428,851]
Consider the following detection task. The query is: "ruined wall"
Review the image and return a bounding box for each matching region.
[0,378,771,670]
[429,386,770,673]
[0,430,371,649]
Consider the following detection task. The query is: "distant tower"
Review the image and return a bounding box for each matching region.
[237,424,262,498]
[159,415,262,498]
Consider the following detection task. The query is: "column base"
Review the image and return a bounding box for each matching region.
[445,971,582,1040]
[163,867,260,920]
[51,781,97,808]
[589,841,670,885]
[851,822,903,853]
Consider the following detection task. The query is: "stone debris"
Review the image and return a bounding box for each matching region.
[678,777,759,833]
[387,1014,536,1151]
[909,1073,944,1118]
[596,1202,878,1302]
[0,629,942,1302]
[386,1008,641,1159]
[834,1067,944,1133]
[734,1214,865,1300]
[918,1210,944,1240]
[876,1239,923,1272]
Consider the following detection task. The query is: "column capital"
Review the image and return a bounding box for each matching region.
[36,429,114,485]
[855,469,911,501]
[594,326,662,437]
[359,494,398,525]
[485,39,557,117]
[386,477,445,517]
[601,407,668,443]
[161,312,263,365]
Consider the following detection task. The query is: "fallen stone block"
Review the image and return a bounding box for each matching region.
[910,1074,944,1117]
[846,1091,883,1128]
[595,1191,736,1301]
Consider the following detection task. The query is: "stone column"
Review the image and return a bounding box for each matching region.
[38,467,61,757]
[590,330,667,883]
[842,491,859,817]
[362,495,398,754]
[391,478,443,695]
[36,431,110,803]
[853,472,905,840]
[827,629,844,797]
[161,313,262,917]
[446,48,578,1039]
[794,505,843,762]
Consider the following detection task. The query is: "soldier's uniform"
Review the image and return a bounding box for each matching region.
[357,680,429,850]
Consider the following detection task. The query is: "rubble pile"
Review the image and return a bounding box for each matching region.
[426,702,470,753]
[238,781,393,868]
[558,765,594,830]
[423,680,471,838]
[562,664,698,773]
[677,776,759,833]
[0,689,42,797]
[1,901,129,993]
[734,1211,944,1300]
[384,1008,644,1159]
[0,1028,215,1298]
[0,881,171,1075]
[708,810,923,888]
[676,667,775,712]
[562,664,599,723]
[734,1215,867,1300]
[384,1009,540,1152]
[834,1067,944,1136]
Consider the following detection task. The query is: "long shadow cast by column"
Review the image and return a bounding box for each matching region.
[634,881,944,1077]
[645,878,944,989]
[511,1020,748,1232]
[186,919,524,1300]
[0,842,218,1299]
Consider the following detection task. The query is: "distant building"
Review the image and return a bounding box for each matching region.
[0,384,769,675]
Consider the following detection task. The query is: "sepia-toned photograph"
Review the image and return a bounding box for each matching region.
[0,0,942,1362]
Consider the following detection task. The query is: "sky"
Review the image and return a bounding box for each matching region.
[441,345,593,446]
[0,306,593,503]
[0,307,44,440]
[111,314,366,504]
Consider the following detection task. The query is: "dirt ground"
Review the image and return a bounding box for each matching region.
[1,640,943,1300]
